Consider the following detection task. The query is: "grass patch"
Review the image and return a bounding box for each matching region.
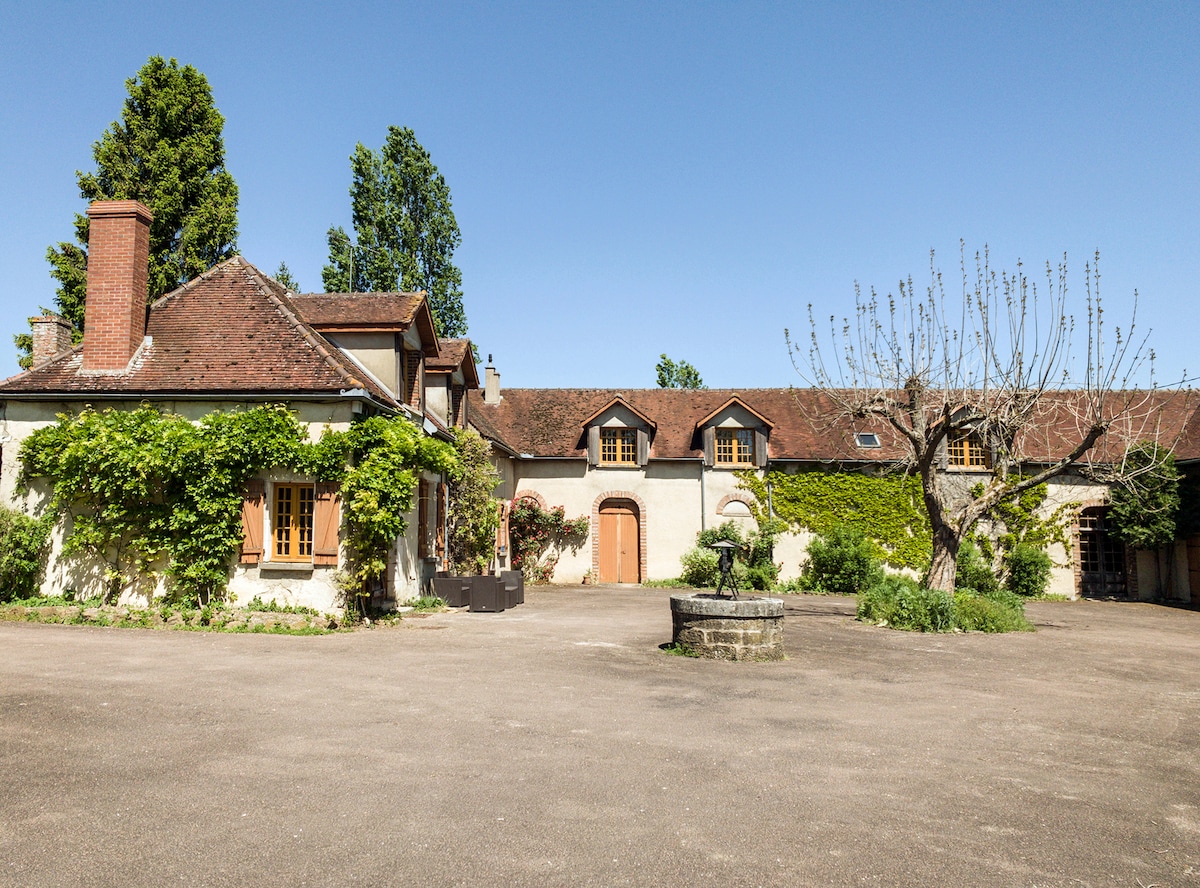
[410,595,446,612]
[1,601,337,635]
[660,642,701,657]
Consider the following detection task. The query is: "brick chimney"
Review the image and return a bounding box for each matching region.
[29,314,75,366]
[81,200,154,372]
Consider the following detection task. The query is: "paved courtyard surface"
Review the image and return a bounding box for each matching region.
[2,588,1199,888]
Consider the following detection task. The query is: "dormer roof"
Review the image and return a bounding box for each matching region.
[579,396,658,431]
[290,292,440,355]
[694,395,775,430]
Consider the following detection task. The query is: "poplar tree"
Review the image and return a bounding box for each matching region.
[322,126,467,338]
[18,56,238,367]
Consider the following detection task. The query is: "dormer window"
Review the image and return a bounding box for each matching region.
[601,428,638,465]
[583,397,656,469]
[697,397,772,469]
[948,430,991,468]
[715,428,756,466]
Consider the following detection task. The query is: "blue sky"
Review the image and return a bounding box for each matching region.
[1,1,1197,388]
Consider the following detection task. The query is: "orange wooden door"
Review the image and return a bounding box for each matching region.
[598,500,639,583]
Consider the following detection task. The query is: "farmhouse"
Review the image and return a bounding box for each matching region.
[0,200,474,612]
[3,200,1199,610]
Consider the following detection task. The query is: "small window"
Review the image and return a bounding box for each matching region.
[715,428,755,466]
[600,427,638,465]
[274,484,315,561]
[948,431,991,468]
[854,432,880,448]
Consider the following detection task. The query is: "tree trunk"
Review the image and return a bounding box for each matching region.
[926,520,962,594]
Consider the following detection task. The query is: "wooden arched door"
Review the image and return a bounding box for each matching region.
[598,499,640,584]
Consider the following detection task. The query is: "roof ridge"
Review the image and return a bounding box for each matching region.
[148,255,248,310]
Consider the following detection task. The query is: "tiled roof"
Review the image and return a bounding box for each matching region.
[290,293,422,329]
[290,292,441,360]
[427,339,480,388]
[468,387,1200,464]
[0,257,396,405]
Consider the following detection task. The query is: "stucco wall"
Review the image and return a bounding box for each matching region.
[511,458,771,583]
[0,398,383,613]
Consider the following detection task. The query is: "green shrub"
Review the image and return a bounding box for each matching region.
[696,521,744,549]
[743,564,775,591]
[955,541,1001,596]
[859,575,1031,632]
[0,508,51,603]
[1003,545,1053,598]
[680,547,720,587]
[803,525,883,595]
[953,589,1033,632]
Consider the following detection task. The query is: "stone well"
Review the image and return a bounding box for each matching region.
[669,594,784,661]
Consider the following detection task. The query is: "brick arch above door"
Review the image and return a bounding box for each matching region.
[512,489,548,510]
[592,491,648,582]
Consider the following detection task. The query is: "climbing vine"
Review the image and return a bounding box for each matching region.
[446,428,501,574]
[311,416,457,594]
[969,480,1075,565]
[739,469,932,570]
[508,499,588,584]
[19,406,456,606]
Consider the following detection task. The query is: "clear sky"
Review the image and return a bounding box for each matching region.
[1,1,1197,389]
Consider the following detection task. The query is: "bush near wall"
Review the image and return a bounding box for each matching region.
[0,507,51,602]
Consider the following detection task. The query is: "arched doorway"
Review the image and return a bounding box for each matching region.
[598,498,641,584]
[1078,506,1127,597]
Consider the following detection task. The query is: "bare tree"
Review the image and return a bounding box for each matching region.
[791,246,1175,594]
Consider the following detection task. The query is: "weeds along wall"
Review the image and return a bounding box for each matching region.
[14,403,457,607]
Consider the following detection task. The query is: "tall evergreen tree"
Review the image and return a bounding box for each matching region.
[17,56,238,367]
[273,262,301,292]
[322,126,467,338]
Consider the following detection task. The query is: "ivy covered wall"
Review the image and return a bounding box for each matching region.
[739,468,932,570]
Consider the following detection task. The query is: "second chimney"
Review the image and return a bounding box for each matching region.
[29,314,75,366]
[81,200,154,372]
[484,355,501,405]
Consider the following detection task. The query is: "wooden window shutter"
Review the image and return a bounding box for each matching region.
[636,428,650,466]
[754,428,768,467]
[436,482,447,561]
[587,425,600,466]
[418,480,430,557]
[240,480,265,564]
[702,427,715,467]
[312,482,341,566]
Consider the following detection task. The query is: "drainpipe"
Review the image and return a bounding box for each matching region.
[699,458,706,532]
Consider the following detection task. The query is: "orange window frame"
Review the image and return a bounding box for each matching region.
[947,432,991,468]
[600,427,638,465]
[274,483,315,561]
[715,428,755,466]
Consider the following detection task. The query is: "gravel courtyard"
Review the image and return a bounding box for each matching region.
[2,588,1198,887]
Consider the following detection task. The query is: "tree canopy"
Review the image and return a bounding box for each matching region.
[656,354,705,389]
[322,126,467,338]
[19,56,238,367]
[795,246,1168,593]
